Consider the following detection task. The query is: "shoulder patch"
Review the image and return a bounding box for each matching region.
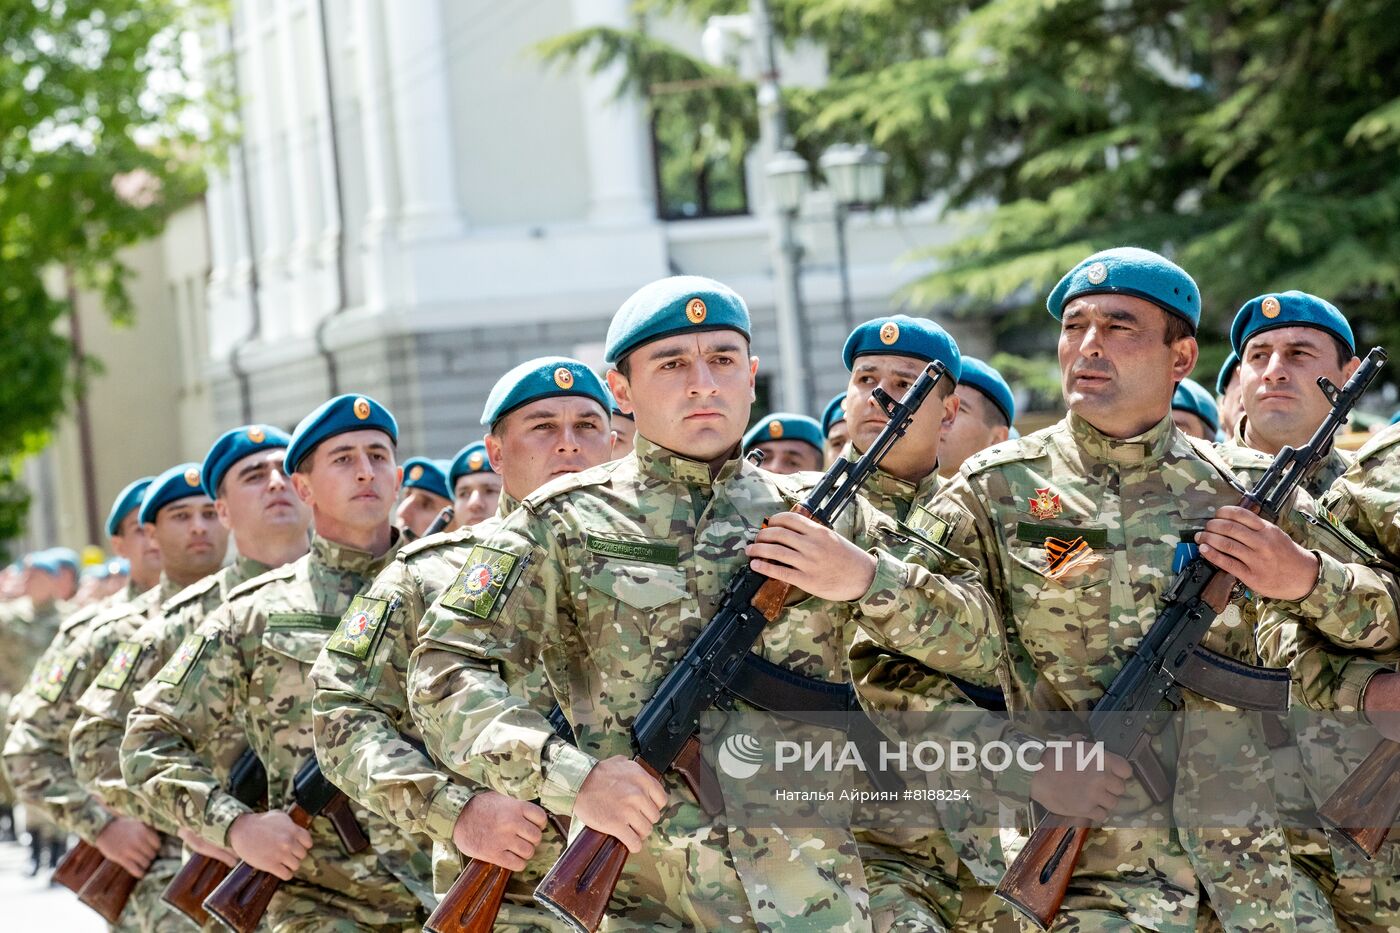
[907,502,953,547]
[160,574,220,614]
[227,563,297,601]
[442,545,522,619]
[521,461,617,511]
[93,640,144,691]
[325,595,392,661]
[32,653,79,703]
[155,634,207,686]
[399,524,477,560]
[962,435,1047,477]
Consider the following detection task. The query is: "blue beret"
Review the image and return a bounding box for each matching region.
[481,357,612,428]
[1048,247,1200,329]
[742,413,824,454]
[1172,378,1221,434]
[26,551,63,576]
[842,315,962,382]
[108,558,130,576]
[402,457,452,501]
[82,561,109,581]
[1215,352,1240,396]
[139,462,209,524]
[201,424,293,499]
[48,547,80,573]
[820,393,848,437]
[105,476,154,537]
[605,275,751,364]
[1229,290,1355,357]
[448,442,494,487]
[284,394,398,473]
[1390,409,1400,426]
[957,357,1015,426]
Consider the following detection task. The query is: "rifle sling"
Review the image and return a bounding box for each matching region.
[1173,645,1290,712]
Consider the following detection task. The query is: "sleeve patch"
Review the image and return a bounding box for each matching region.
[33,654,79,703]
[156,634,207,686]
[93,641,144,691]
[441,545,520,619]
[325,595,390,661]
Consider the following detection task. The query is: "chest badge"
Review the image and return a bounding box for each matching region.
[1028,487,1063,520]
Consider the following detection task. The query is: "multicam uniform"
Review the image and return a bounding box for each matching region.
[858,413,1393,933]
[0,595,66,811]
[1259,422,1400,930]
[121,535,431,932]
[408,436,1001,931]
[3,583,143,843]
[69,557,269,860]
[311,495,567,930]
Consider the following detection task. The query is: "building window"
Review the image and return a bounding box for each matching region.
[649,101,749,221]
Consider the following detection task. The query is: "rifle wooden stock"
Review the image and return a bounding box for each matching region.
[534,757,664,933]
[424,860,513,933]
[162,851,232,925]
[995,815,1090,931]
[1318,736,1400,859]
[52,838,105,893]
[202,802,314,933]
[77,856,140,923]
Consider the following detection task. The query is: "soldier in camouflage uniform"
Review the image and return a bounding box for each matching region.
[408,276,1003,931]
[71,427,310,895]
[857,248,1396,933]
[311,357,614,930]
[741,413,824,474]
[835,325,1021,933]
[3,478,160,888]
[449,441,502,528]
[394,456,454,540]
[122,395,429,931]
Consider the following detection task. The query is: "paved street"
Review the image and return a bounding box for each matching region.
[0,835,105,931]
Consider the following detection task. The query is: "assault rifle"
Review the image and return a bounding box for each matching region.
[202,755,368,933]
[533,361,950,932]
[996,347,1387,930]
[162,745,268,924]
[424,704,575,933]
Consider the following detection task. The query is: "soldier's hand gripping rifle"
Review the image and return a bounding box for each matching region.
[995,347,1387,930]
[424,704,576,933]
[533,361,950,933]
[162,746,268,924]
[202,755,369,933]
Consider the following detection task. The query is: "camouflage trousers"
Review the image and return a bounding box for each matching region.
[265,880,426,932]
[1294,850,1400,932]
[112,857,198,933]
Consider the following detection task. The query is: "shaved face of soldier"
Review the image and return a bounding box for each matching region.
[1059,296,1196,439]
[846,353,957,483]
[454,471,503,527]
[218,448,310,540]
[1241,325,1359,454]
[609,332,758,467]
[939,386,1009,478]
[293,429,400,545]
[610,413,637,456]
[1171,409,1213,441]
[824,418,849,467]
[115,511,163,589]
[1218,369,1243,438]
[152,497,229,585]
[487,396,613,501]
[395,488,452,538]
[752,439,823,475]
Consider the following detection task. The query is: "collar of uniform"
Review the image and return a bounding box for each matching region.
[1230,413,1249,448]
[1066,411,1174,464]
[124,579,149,602]
[230,554,271,588]
[496,492,522,520]
[634,433,743,487]
[310,530,403,575]
[844,442,940,510]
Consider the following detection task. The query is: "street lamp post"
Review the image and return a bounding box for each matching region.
[765,149,817,413]
[819,143,889,332]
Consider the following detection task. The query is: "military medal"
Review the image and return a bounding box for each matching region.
[1028,487,1063,520]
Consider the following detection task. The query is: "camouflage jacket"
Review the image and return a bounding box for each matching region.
[1219,415,1354,500]
[0,596,65,696]
[70,556,268,829]
[889,413,1387,933]
[408,436,1001,930]
[121,534,429,924]
[1,583,144,840]
[311,494,568,911]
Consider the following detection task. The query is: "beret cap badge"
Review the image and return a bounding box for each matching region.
[184,468,201,487]
[1086,262,1108,285]
[409,465,424,481]
[769,420,783,439]
[1261,296,1281,318]
[685,297,707,324]
[879,322,900,345]
[247,427,265,443]
[553,367,574,390]
[469,451,484,469]
[353,397,371,420]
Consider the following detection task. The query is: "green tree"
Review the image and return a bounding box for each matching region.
[0,0,220,552]
[541,0,1400,393]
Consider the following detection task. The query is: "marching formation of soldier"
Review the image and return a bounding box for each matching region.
[2,245,1400,933]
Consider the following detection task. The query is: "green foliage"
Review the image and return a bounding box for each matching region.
[540,0,1400,396]
[1,0,221,541]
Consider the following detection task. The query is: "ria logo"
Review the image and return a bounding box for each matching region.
[717,732,764,780]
